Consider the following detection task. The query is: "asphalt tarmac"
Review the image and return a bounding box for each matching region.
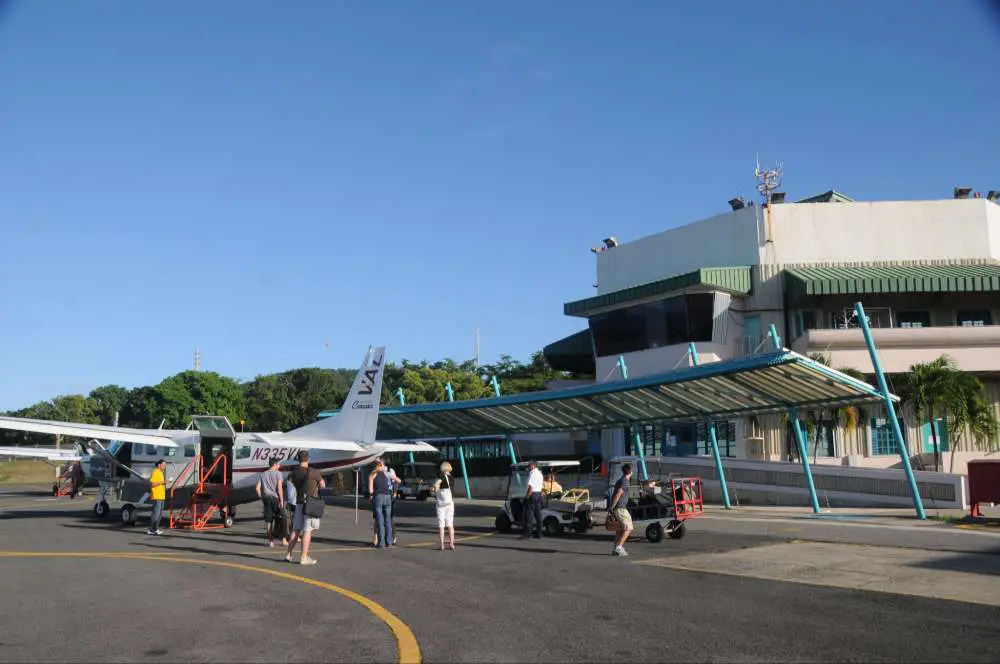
[1,486,999,663]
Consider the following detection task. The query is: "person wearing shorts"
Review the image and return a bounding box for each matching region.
[434,461,456,550]
[610,463,634,557]
[285,451,324,566]
[256,458,286,547]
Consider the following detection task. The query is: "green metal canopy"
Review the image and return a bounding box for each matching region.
[542,329,595,374]
[318,350,891,440]
[564,266,753,317]
[785,263,1000,300]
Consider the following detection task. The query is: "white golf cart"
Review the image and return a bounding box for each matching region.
[494,460,595,535]
[396,461,439,501]
[605,456,704,543]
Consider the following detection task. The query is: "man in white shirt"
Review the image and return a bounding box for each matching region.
[521,459,545,539]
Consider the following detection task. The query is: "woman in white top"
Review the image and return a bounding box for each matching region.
[434,461,456,550]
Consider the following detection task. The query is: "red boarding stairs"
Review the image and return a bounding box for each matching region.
[52,467,75,497]
[169,454,229,531]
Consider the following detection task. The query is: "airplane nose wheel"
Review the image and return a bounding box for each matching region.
[94,500,110,519]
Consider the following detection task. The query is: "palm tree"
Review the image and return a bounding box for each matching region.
[895,354,1000,472]
[894,356,958,472]
[805,354,869,462]
[944,372,1000,473]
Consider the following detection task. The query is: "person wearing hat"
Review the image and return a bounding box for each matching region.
[147,459,167,536]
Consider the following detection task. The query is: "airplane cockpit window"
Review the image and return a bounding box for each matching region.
[235,445,251,460]
[184,444,196,458]
[107,441,122,456]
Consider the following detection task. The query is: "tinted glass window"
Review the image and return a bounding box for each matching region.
[589,293,721,356]
[686,294,715,342]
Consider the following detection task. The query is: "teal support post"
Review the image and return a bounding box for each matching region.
[687,345,732,509]
[789,407,821,514]
[616,356,648,481]
[397,388,415,465]
[446,382,472,500]
[490,376,518,465]
[768,323,782,350]
[854,302,926,520]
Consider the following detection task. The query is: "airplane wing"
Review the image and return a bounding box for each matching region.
[0,416,179,448]
[254,434,364,453]
[0,446,82,462]
[371,441,439,454]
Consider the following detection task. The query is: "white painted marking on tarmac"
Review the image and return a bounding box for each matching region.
[699,513,1000,538]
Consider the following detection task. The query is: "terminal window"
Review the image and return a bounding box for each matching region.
[870,418,906,456]
[897,310,931,328]
[589,293,716,356]
[957,310,992,327]
[634,422,736,458]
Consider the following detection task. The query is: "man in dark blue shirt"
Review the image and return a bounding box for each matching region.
[609,464,634,556]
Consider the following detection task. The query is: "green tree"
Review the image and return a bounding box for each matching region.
[895,354,1000,472]
[120,386,157,428]
[896,355,964,472]
[943,371,1000,473]
[89,385,130,425]
[797,354,870,462]
[244,368,351,431]
[151,371,247,428]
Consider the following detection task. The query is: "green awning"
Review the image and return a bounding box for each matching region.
[785,264,1000,300]
[564,266,752,318]
[542,329,594,374]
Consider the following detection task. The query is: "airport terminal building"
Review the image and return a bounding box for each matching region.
[543,188,1000,474]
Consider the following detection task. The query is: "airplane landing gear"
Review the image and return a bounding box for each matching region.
[94,500,110,519]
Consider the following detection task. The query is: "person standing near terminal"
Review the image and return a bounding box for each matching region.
[521,459,544,539]
[147,459,167,536]
[610,463,634,557]
[368,457,394,548]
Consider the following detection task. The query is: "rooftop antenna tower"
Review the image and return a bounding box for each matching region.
[754,154,783,244]
[194,347,202,371]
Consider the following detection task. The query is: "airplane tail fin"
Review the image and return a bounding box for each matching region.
[288,346,387,443]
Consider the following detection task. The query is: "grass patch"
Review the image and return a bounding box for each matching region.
[0,460,58,485]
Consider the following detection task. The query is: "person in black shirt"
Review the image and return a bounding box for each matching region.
[285,451,325,565]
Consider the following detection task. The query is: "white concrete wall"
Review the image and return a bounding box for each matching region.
[596,206,761,294]
[768,199,997,265]
[596,199,998,295]
[594,342,731,381]
[988,201,1000,260]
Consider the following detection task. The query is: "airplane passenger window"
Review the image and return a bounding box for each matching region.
[163,446,177,457]
[144,445,158,456]
[236,446,251,460]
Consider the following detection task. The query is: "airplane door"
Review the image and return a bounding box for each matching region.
[191,416,237,485]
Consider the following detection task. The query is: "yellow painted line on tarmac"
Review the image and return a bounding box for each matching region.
[0,550,421,664]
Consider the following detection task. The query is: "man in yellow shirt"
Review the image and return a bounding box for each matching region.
[148,459,167,536]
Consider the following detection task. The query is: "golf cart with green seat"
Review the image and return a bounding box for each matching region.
[494,460,595,535]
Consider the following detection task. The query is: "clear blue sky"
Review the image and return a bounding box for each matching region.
[1,0,998,411]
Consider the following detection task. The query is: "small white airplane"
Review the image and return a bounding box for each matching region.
[0,346,436,520]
